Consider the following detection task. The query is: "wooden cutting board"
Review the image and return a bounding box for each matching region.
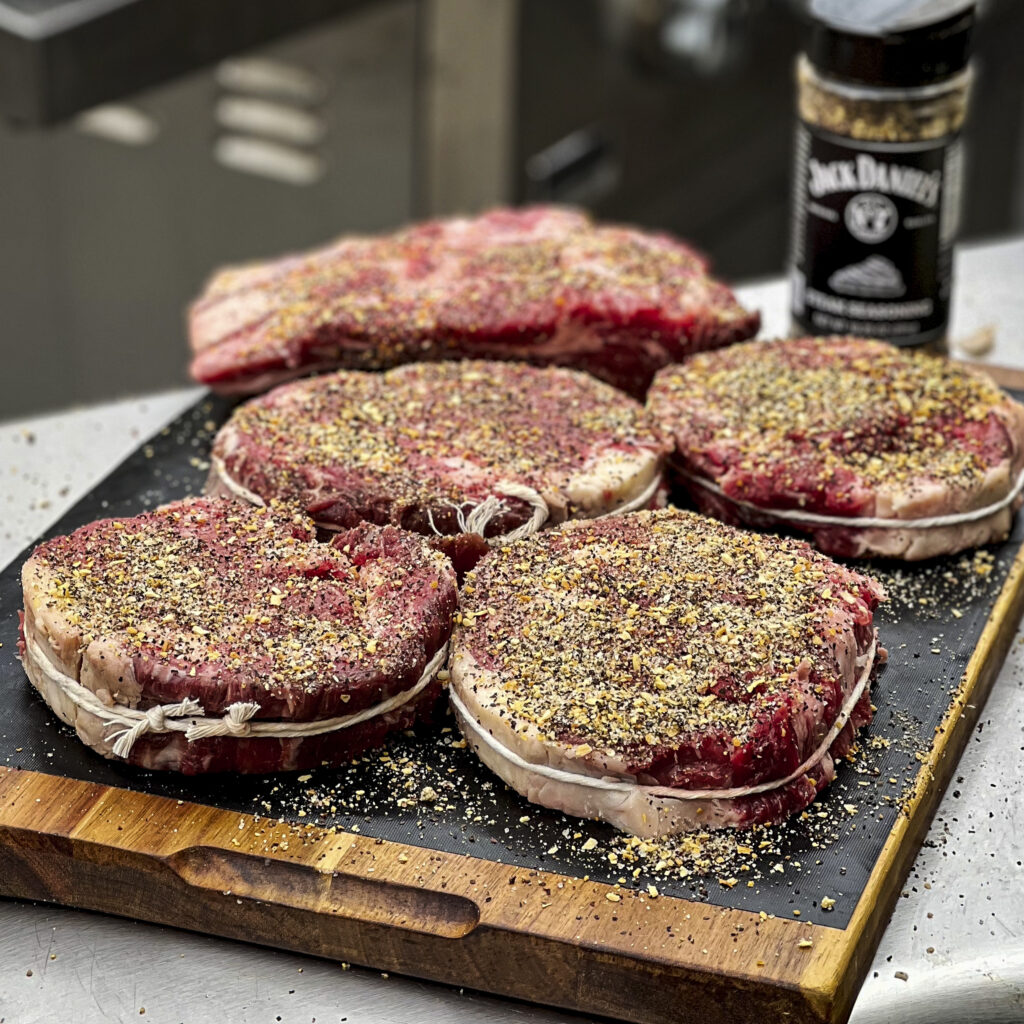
[3,362,1023,1024]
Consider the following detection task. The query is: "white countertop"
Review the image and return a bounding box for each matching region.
[1,238,1022,1024]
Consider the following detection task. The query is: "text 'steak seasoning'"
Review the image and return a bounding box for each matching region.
[789,0,975,348]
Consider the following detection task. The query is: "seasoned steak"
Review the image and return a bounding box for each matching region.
[648,337,1024,560]
[20,498,457,774]
[449,509,886,837]
[189,206,759,399]
[208,361,668,547]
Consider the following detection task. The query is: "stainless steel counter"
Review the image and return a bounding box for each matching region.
[1,238,1022,1023]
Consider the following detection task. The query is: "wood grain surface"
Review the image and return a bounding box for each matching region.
[1,765,834,1024]
[3,362,1023,1024]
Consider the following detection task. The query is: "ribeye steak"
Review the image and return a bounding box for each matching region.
[189,206,759,399]
[647,337,1024,560]
[449,508,886,837]
[20,498,457,773]
[208,361,668,557]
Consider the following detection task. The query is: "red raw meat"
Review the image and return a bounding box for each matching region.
[648,337,1024,560]
[189,207,759,400]
[449,508,886,836]
[20,499,457,774]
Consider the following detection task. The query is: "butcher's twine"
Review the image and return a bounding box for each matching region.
[213,452,662,546]
[678,465,1024,530]
[432,481,550,545]
[435,470,663,546]
[210,454,267,508]
[449,639,876,803]
[25,631,447,760]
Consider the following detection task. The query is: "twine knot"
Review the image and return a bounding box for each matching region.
[106,696,204,759]
[185,701,261,741]
[222,702,259,736]
[144,705,168,732]
[425,484,549,545]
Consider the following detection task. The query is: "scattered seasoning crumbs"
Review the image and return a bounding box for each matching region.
[188,532,1002,930]
[12,392,1011,942]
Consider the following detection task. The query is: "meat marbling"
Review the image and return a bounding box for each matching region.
[19,498,457,774]
[449,508,886,837]
[648,337,1024,560]
[207,361,669,551]
[189,207,759,400]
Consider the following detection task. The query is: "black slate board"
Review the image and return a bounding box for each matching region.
[1,393,1019,931]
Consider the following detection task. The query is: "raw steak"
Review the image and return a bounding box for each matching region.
[20,498,457,774]
[189,206,759,400]
[648,338,1024,560]
[449,509,886,837]
[208,361,669,552]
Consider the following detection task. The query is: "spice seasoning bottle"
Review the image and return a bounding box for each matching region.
[789,0,975,348]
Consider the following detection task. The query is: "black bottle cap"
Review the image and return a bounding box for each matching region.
[805,0,975,87]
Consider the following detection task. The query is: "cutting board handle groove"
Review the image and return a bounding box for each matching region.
[165,846,481,939]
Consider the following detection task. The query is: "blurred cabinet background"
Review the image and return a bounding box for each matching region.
[0,2,419,418]
[1,0,1022,418]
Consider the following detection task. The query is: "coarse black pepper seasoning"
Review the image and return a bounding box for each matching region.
[789,0,975,348]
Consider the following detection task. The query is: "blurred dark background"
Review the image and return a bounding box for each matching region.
[1,0,1022,418]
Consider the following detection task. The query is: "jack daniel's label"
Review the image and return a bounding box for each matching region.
[790,122,961,345]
